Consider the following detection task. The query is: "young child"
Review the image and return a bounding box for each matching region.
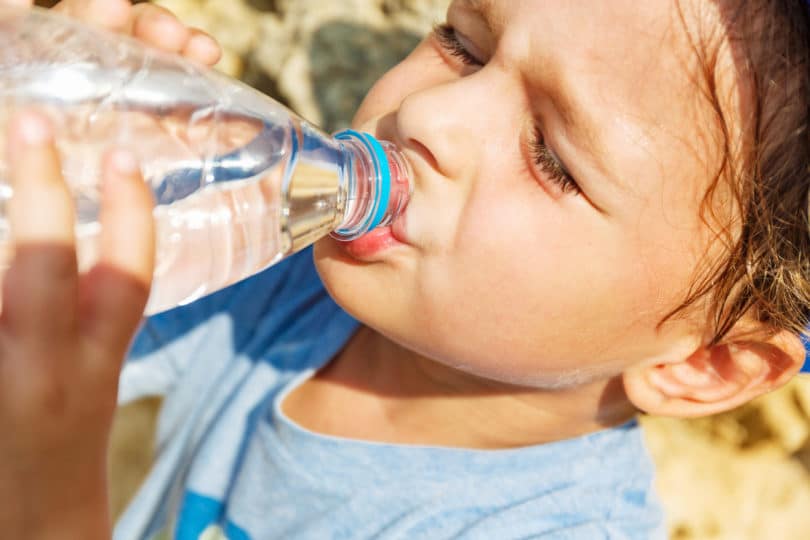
[0,0,807,538]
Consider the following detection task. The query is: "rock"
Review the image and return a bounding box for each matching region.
[154,0,266,77]
[155,0,449,130]
[642,377,810,539]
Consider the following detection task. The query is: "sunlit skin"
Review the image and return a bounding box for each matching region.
[289,0,805,446]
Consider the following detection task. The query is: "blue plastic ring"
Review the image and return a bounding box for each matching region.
[335,129,391,233]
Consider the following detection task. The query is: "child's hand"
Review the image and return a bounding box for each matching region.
[0,110,155,539]
[3,0,222,66]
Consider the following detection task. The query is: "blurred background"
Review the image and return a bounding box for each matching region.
[34,0,810,538]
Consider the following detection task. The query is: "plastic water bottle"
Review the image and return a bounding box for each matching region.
[0,6,411,314]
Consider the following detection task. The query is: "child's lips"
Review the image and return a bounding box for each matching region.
[338,215,411,261]
[339,226,399,260]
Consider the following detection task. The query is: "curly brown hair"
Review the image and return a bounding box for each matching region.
[667,0,810,344]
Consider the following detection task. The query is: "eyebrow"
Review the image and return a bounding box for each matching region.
[465,0,493,12]
[542,77,601,163]
[462,0,497,29]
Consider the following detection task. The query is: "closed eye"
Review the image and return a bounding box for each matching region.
[530,126,581,195]
[432,23,483,67]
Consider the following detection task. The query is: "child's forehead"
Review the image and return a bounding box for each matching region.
[455,0,730,84]
[462,0,724,65]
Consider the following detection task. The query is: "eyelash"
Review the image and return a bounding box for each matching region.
[432,23,581,195]
[529,127,581,195]
[433,23,481,65]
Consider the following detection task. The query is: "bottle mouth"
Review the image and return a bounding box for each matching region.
[331,130,412,241]
[382,140,414,202]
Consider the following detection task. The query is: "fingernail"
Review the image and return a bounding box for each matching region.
[190,34,220,60]
[16,112,52,145]
[111,149,139,174]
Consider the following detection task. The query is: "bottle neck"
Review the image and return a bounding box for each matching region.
[332,130,412,240]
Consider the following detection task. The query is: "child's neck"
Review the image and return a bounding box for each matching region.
[282,326,638,449]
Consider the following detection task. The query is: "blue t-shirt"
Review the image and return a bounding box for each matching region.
[115,249,666,540]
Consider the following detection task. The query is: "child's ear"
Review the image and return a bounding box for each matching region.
[623,328,805,418]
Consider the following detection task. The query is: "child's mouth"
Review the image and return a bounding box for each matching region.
[337,226,401,260]
[334,197,412,261]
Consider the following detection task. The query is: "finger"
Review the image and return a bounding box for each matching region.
[130,3,190,54]
[97,149,154,290]
[2,111,79,334]
[53,0,132,32]
[182,28,222,66]
[6,112,75,247]
[81,148,154,351]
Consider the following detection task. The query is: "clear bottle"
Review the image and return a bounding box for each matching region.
[0,6,411,314]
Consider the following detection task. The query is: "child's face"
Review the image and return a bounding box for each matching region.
[315,0,737,387]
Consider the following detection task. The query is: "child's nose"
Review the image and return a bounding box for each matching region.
[394,72,503,182]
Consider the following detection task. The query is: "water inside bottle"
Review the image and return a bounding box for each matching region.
[0,103,345,314]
